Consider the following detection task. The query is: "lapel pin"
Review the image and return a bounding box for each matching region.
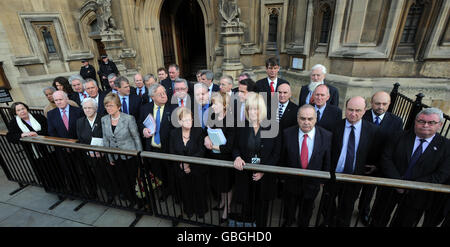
[433,146,437,151]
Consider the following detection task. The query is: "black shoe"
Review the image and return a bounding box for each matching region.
[107,195,114,204]
[212,205,224,211]
[219,218,228,225]
[281,220,293,227]
[360,215,370,226]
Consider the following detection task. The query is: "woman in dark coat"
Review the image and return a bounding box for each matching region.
[6,102,50,187]
[232,92,281,227]
[170,107,207,219]
[204,92,235,223]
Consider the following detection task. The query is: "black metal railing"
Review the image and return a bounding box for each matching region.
[0,131,448,227]
[388,82,450,137]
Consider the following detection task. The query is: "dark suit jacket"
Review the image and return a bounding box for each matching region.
[80,65,97,82]
[76,114,103,145]
[330,119,379,176]
[317,104,342,132]
[381,130,450,209]
[122,93,142,122]
[139,101,175,153]
[210,83,220,92]
[282,125,332,199]
[161,78,175,102]
[298,83,339,107]
[47,105,84,139]
[279,101,298,134]
[95,92,107,116]
[69,92,84,107]
[232,126,281,201]
[6,114,48,143]
[255,77,289,119]
[169,127,206,176]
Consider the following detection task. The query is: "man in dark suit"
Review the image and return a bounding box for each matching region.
[97,55,119,91]
[231,78,256,127]
[193,82,210,130]
[68,75,88,106]
[298,64,339,107]
[171,78,192,110]
[370,108,450,227]
[140,84,174,200]
[255,57,289,119]
[84,78,106,116]
[48,91,84,139]
[114,76,141,122]
[200,70,220,99]
[312,84,342,132]
[105,73,119,95]
[219,75,234,97]
[79,60,97,82]
[134,73,149,104]
[358,91,403,225]
[281,104,332,226]
[325,96,379,227]
[161,64,180,102]
[277,83,298,132]
[47,91,84,196]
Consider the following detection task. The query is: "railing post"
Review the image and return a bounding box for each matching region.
[404,93,425,131]
[388,82,400,113]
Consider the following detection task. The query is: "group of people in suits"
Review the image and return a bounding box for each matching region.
[5,57,449,227]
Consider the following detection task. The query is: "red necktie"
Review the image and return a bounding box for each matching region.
[82,93,87,99]
[62,109,69,131]
[180,99,184,107]
[300,134,309,169]
[139,89,142,97]
[270,81,275,95]
[309,92,314,104]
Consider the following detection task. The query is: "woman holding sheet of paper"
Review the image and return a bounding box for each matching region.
[204,92,235,224]
[232,92,281,227]
[169,107,207,219]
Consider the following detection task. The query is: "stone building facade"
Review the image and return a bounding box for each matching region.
[0,0,448,112]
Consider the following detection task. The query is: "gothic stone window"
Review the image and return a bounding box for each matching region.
[268,9,279,43]
[32,22,61,61]
[400,2,424,44]
[319,5,332,44]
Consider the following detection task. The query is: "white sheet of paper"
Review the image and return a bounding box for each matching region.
[90,137,103,146]
[143,114,156,134]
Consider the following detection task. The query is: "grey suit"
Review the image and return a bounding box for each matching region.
[102,112,143,160]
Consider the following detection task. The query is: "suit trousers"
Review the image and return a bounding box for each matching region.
[113,157,138,206]
[283,191,315,227]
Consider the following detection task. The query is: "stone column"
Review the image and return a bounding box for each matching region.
[221,21,244,84]
[219,0,244,84]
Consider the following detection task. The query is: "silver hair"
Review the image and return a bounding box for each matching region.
[194,82,208,92]
[297,104,317,118]
[201,70,214,81]
[174,78,189,88]
[42,86,56,95]
[143,73,156,82]
[53,90,68,99]
[311,64,327,75]
[68,74,86,86]
[148,83,165,98]
[313,84,330,95]
[107,73,117,81]
[83,78,98,88]
[220,75,233,85]
[81,97,98,110]
[416,107,444,123]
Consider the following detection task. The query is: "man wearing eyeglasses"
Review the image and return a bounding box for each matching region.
[371,107,450,227]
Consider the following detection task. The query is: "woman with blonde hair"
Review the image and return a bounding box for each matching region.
[232,92,281,226]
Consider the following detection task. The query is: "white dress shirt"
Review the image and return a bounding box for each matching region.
[335,119,362,173]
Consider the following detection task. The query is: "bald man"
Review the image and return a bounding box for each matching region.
[323,96,379,227]
[358,91,403,225]
[47,91,84,139]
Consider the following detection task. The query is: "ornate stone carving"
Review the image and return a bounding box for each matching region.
[96,0,117,32]
[219,0,240,24]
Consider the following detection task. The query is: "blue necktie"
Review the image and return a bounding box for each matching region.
[317,110,321,121]
[122,97,128,114]
[343,125,355,174]
[201,105,207,129]
[375,116,380,125]
[154,106,161,145]
[403,139,426,180]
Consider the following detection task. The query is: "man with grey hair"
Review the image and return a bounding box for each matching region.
[194,82,210,129]
[371,107,450,227]
[68,74,88,106]
[106,73,118,94]
[219,75,235,96]
[200,70,219,99]
[172,78,191,109]
[298,64,339,107]
[84,78,106,115]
